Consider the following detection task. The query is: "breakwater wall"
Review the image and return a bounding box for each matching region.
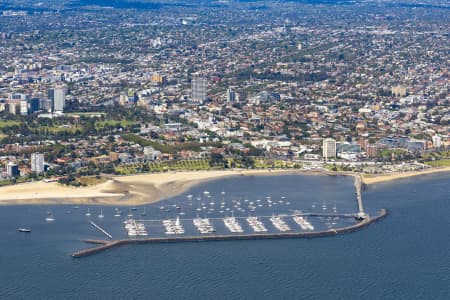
[72,209,387,258]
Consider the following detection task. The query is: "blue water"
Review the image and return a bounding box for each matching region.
[1,174,449,299]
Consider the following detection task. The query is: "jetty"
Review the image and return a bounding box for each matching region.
[72,209,387,258]
[354,175,365,218]
[89,220,113,239]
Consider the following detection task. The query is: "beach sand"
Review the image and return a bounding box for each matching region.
[0,169,299,206]
[361,166,450,184]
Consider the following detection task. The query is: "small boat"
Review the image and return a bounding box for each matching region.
[98,209,104,219]
[85,208,91,217]
[45,212,55,222]
[18,228,31,233]
[114,208,122,217]
[141,208,147,216]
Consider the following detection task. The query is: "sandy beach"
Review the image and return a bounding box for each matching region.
[361,166,450,184]
[0,169,302,206]
[1,166,449,205]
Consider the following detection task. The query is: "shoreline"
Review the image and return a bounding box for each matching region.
[361,166,450,185]
[0,169,310,206]
[1,167,449,206]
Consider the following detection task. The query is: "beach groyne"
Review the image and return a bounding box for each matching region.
[71,208,387,258]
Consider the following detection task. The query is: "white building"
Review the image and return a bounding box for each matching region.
[31,152,45,174]
[192,75,207,103]
[53,86,66,112]
[322,138,336,159]
[432,135,442,148]
[6,162,19,178]
[20,100,28,115]
[143,146,161,161]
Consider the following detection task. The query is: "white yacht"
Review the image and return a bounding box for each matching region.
[223,215,244,233]
[293,215,314,231]
[270,215,291,232]
[246,216,267,232]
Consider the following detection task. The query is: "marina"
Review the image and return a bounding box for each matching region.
[124,219,148,237]
[246,216,268,232]
[65,173,386,257]
[193,217,215,234]
[72,209,388,258]
[292,214,315,231]
[223,216,244,233]
[269,215,291,232]
[162,216,185,235]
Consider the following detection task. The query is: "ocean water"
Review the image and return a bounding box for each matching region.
[0,174,449,299]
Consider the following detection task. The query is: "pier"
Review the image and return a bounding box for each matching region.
[72,209,388,258]
[354,175,366,219]
[89,220,113,239]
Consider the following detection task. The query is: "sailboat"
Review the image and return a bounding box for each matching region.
[127,209,133,217]
[141,207,147,217]
[98,208,104,219]
[85,208,91,217]
[45,211,55,222]
[114,208,122,217]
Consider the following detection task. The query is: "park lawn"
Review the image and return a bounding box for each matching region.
[115,159,213,175]
[95,120,139,129]
[0,120,21,129]
[379,148,407,157]
[425,159,450,167]
[34,125,79,134]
